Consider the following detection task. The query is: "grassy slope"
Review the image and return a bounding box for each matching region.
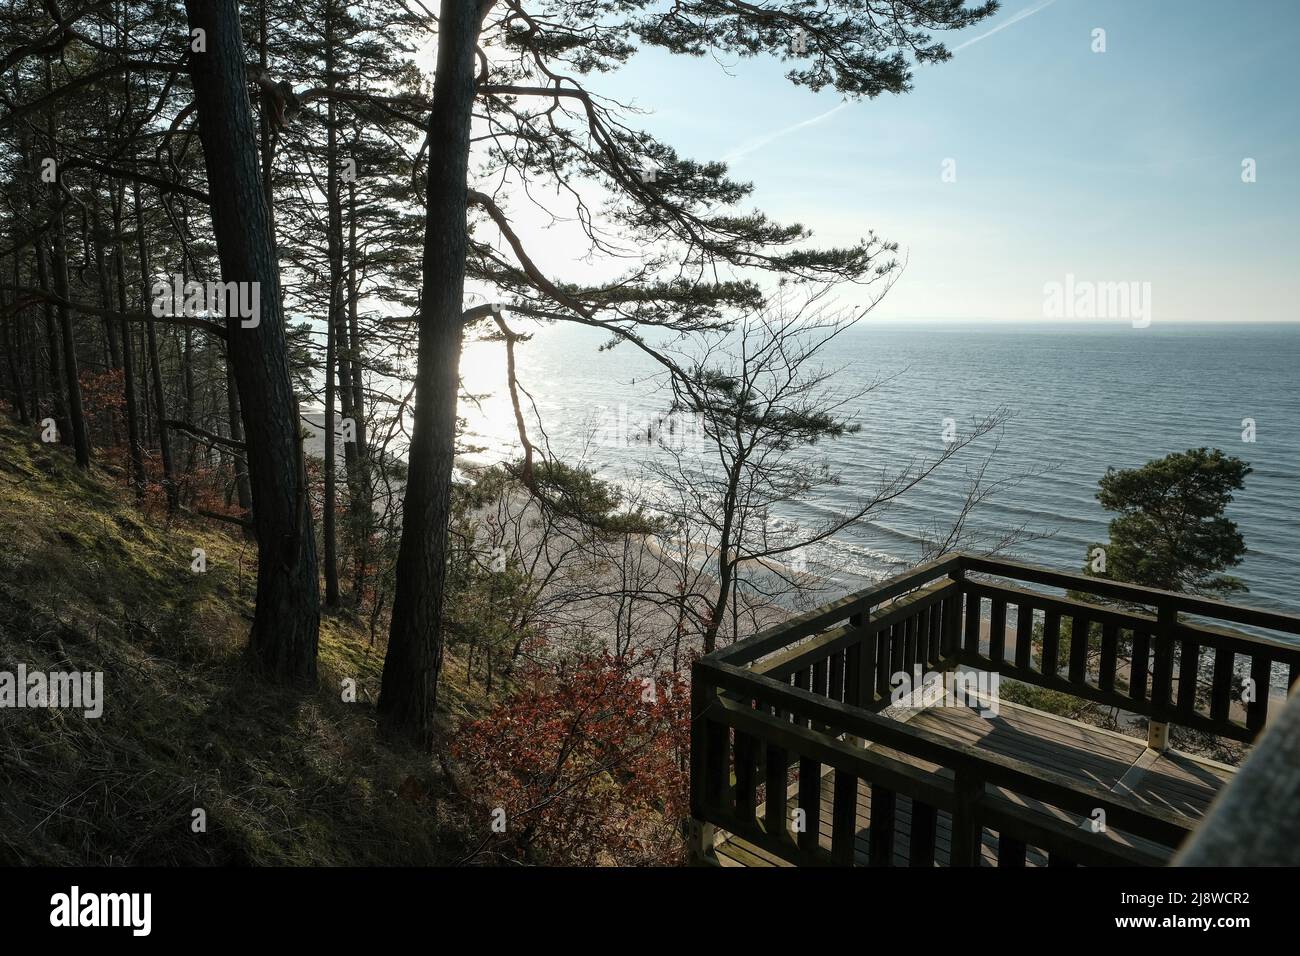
[0,418,480,865]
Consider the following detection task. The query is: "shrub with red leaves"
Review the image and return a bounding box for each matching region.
[452,652,690,866]
[79,367,125,445]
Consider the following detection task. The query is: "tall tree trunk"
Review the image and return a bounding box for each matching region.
[50,196,90,468]
[257,0,274,214]
[185,0,320,683]
[132,181,178,510]
[22,252,42,424]
[224,350,252,519]
[111,188,147,496]
[4,259,30,425]
[182,325,196,477]
[703,463,744,653]
[345,174,372,601]
[90,201,122,448]
[378,0,485,748]
[102,305,123,373]
[36,243,65,442]
[18,132,57,433]
[44,62,90,469]
[335,230,358,594]
[321,0,342,608]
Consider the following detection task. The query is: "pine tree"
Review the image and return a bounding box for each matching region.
[378,0,999,748]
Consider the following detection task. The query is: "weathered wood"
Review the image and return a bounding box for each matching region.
[792,667,811,729]
[941,568,964,657]
[868,785,896,865]
[829,649,844,703]
[953,648,1259,744]
[1099,622,1118,693]
[1177,617,1300,668]
[903,613,919,674]
[703,718,729,812]
[969,579,1156,633]
[1042,610,1061,678]
[1177,639,1199,718]
[689,671,709,819]
[889,621,905,678]
[812,658,829,699]
[685,817,717,866]
[996,833,1026,867]
[927,602,943,665]
[1177,693,1300,866]
[989,598,1006,665]
[1247,653,1271,734]
[797,757,821,853]
[764,742,788,837]
[1151,606,1176,719]
[1015,602,1034,670]
[831,770,858,866]
[1130,630,1150,702]
[963,590,982,656]
[697,554,1298,868]
[1069,615,1089,684]
[699,658,1198,847]
[734,729,759,824]
[948,769,983,867]
[709,694,954,810]
[716,554,963,664]
[753,624,854,680]
[846,640,864,709]
[874,628,890,699]
[712,808,833,867]
[908,799,937,867]
[759,580,951,686]
[983,801,1170,867]
[962,554,1300,636]
[1209,647,1235,723]
[716,700,1225,867]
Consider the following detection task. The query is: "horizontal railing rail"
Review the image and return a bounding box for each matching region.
[693,657,1197,866]
[961,555,1300,636]
[961,556,1300,743]
[690,553,1300,866]
[714,554,963,667]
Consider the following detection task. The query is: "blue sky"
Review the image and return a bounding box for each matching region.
[587,0,1300,322]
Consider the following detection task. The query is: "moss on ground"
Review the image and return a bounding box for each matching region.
[0,418,480,865]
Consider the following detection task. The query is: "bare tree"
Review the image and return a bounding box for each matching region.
[648,295,1012,652]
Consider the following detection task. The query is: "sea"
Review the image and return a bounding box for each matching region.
[457,320,1299,622]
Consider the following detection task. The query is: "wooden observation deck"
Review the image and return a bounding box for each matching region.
[688,554,1300,867]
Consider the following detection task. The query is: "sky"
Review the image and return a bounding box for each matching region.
[530,0,1300,323]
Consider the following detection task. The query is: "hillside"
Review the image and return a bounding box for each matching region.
[0,418,480,865]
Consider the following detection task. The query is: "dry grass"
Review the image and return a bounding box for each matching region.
[0,419,479,865]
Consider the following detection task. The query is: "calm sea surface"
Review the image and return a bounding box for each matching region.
[458,321,1300,621]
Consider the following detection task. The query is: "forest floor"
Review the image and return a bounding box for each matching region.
[0,417,484,865]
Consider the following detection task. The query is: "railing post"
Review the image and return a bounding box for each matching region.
[685,817,717,866]
[1149,604,1175,751]
[845,610,865,748]
[949,768,984,866]
[688,660,720,864]
[1147,719,1170,751]
[942,563,965,664]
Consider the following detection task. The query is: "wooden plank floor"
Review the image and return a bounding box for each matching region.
[714,700,1235,867]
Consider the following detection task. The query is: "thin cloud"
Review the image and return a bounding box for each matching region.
[724,0,1060,165]
[724,102,851,163]
[952,0,1059,52]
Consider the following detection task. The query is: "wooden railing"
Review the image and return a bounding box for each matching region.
[690,554,1300,866]
[956,555,1300,742]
